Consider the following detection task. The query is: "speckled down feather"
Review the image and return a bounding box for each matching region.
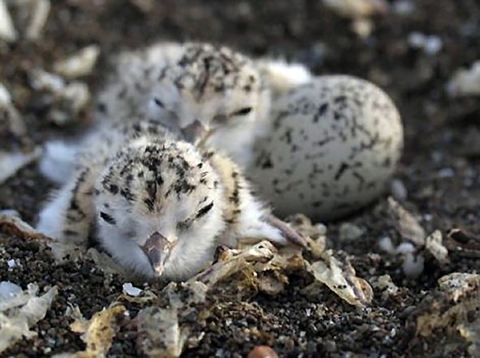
[37,118,303,281]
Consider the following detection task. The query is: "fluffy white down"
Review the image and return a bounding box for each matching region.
[39,140,79,185]
[260,59,314,96]
[36,182,75,242]
[96,184,227,281]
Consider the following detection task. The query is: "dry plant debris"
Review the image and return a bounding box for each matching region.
[0,0,51,42]
[0,283,58,353]
[0,83,40,184]
[28,68,91,126]
[379,197,450,277]
[0,0,17,42]
[408,273,480,356]
[0,211,378,356]
[53,45,101,79]
[305,250,373,307]
[136,282,208,358]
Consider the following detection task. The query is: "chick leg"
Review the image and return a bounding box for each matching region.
[233,203,306,248]
[264,214,306,247]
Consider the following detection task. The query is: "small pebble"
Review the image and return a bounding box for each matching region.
[392,0,415,16]
[402,252,425,278]
[407,32,442,55]
[378,236,395,254]
[248,346,279,358]
[390,179,408,201]
[122,283,142,297]
[437,168,455,178]
[339,223,365,241]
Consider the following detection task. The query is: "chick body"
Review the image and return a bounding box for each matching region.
[37,119,302,281]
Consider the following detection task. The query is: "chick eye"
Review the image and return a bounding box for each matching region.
[213,114,228,123]
[153,97,164,108]
[177,220,190,231]
[232,107,252,116]
[99,212,116,225]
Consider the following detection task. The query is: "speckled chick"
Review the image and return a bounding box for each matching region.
[95,42,273,168]
[95,41,315,168]
[249,75,404,221]
[37,119,304,281]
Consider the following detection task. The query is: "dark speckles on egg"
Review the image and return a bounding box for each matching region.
[248,75,404,221]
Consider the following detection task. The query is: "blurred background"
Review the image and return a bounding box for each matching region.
[2,0,480,229]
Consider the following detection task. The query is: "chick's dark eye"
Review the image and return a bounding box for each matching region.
[233,107,252,116]
[100,212,116,225]
[213,114,228,123]
[153,98,164,108]
[177,221,189,231]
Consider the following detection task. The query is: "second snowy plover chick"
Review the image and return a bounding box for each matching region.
[37,119,305,281]
[39,49,314,186]
[97,42,273,168]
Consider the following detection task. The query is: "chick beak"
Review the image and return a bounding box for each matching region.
[182,120,207,142]
[141,232,177,276]
[182,120,214,147]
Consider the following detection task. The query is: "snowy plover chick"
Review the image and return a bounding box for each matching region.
[97,42,314,168]
[37,119,305,281]
[96,42,271,168]
[39,43,314,185]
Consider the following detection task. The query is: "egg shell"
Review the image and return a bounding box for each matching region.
[249,75,404,221]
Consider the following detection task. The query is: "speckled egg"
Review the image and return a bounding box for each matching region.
[248,75,404,221]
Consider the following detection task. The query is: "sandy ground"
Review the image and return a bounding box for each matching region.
[1,0,480,357]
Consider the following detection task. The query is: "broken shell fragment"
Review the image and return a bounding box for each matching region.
[0,284,58,353]
[137,306,186,358]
